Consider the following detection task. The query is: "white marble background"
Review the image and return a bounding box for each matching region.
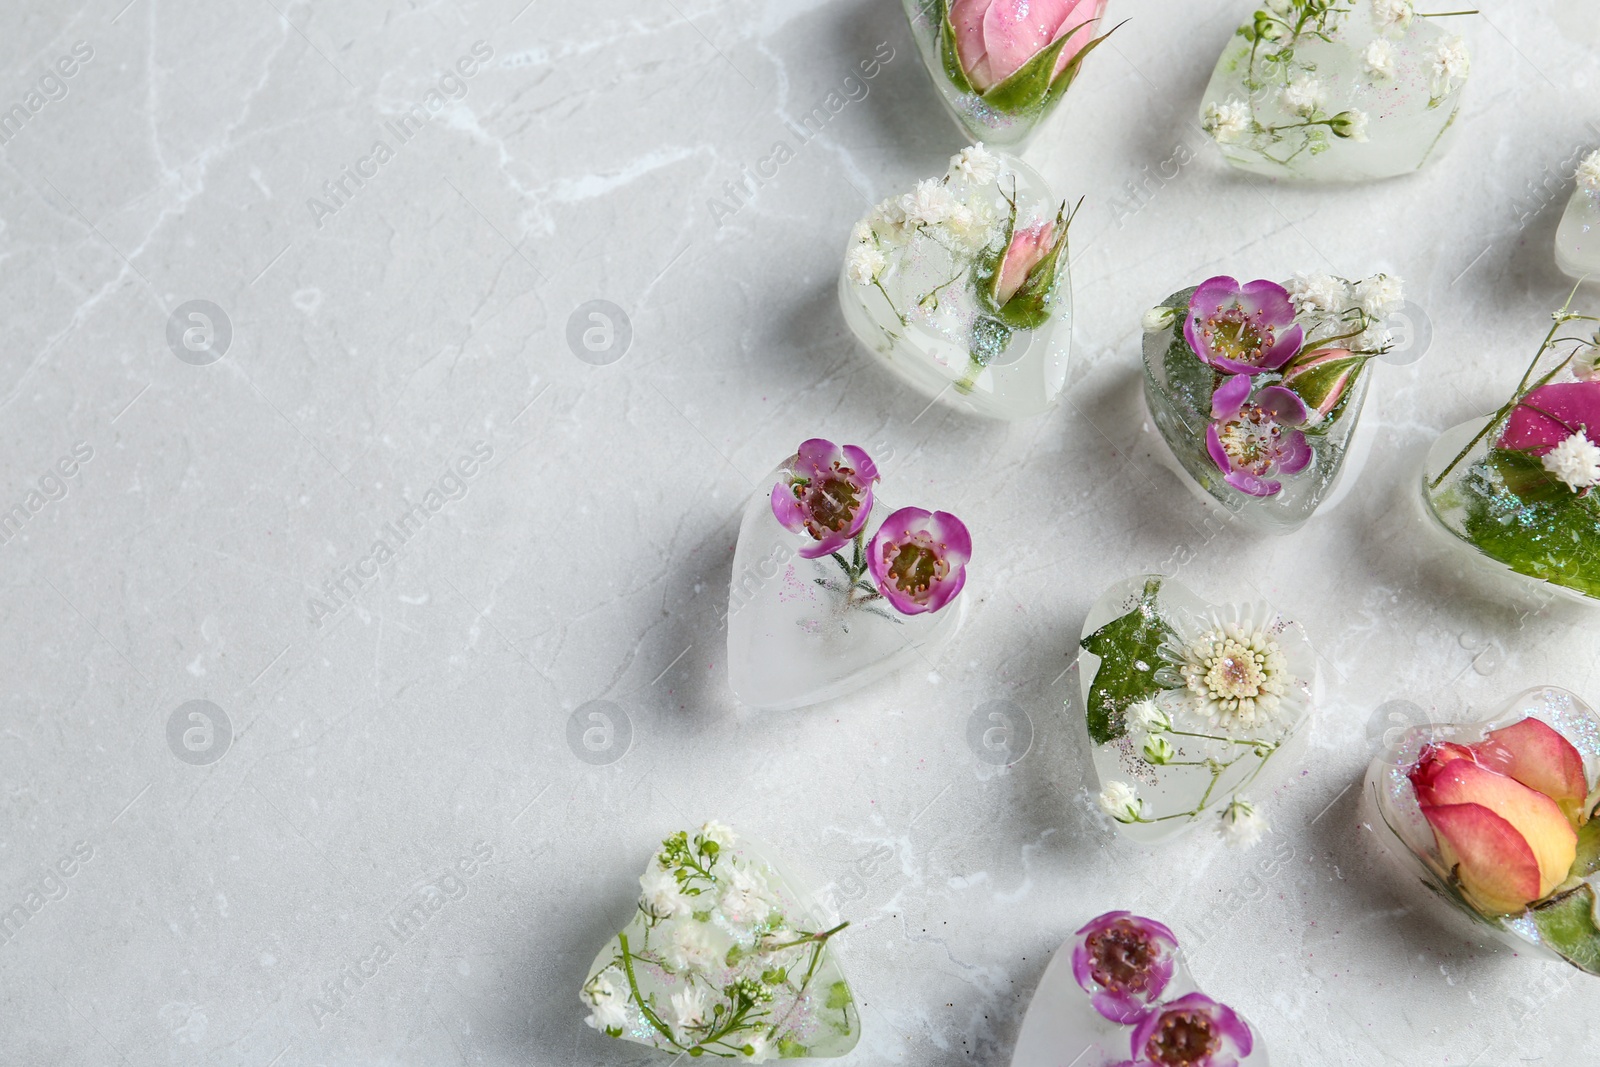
[2,0,1599,1063]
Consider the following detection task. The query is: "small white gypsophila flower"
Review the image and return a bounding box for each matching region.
[869,196,909,240]
[1574,343,1600,382]
[742,1033,776,1062]
[1577,150,1600,196]
[1142,734,1176,765]
[640,861,693,918]
[669,986,710,1041]
[1432,36,1470,92]
[1142,306,1181,332]
[583,971,630,1032]
[849,219,872,245]
[845,243,886,285]
[1098,781,1143,824]
[1363,38,1397,79]
[1287,271,1348,315]
[901,178,959,227]
[663,918,721,972]
[1125,697,1171,733]
[1372,0,1414,34]
[949,143,1001,186]
[1219,797,1268,848]
[1541,432,1600,491]
[1355,273,1405,318]
[1202,99,1252,145]
[1358,324,1394,354]
[719,862,776,926]
[1281,75,1324,117]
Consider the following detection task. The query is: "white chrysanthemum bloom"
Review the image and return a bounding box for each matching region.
[1577,150,1600,196]
[1541,432,1600,491]
[901,178,958,227]
[640,861,693,918]
[1372,0,1414,34]
[670,986,710,1041]
[950,143,1001,187]
[1287,271,1347,315]
[1219,797,1268,848]
[1355,273,1405,318]
[1170,613,1291,730]
[1202,99,1251,144]
[1125,697,1171,734]
[663,918,721,972]
[1281,75,1323,117]
[1432,36,1470,93]
[719,862,776,926]
[1142,306,1181,332]
[582,971,631,1032]
[1363,38,1397,79]
[845,243,885,285]
[1098,780,1143,823]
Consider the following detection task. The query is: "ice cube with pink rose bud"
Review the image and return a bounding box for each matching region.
[901,0,1118,148]
[839,145,1076,420]
[1199,1,1475,182]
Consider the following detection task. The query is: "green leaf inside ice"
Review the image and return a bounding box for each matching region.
[1571,818,1600,880]
[1078,577,1177,745]
[1449,448,1600,599]
[1532,882,1600,975]
[936,0,975,95]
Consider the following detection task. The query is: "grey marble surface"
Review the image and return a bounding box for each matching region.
[3,1,1599,1064]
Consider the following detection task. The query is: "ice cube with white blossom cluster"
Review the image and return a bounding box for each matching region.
[1199,0,1473,182]
[839,144,1074,420]
[580,823,859,1060]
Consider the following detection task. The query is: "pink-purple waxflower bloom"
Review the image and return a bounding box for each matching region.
[1184,276,1304,376]
[771,438,880,559]
[866,507,970,615]
[1071,911,1179,1024]
[1127,993,1253,1067]
[1205,374,1312,498]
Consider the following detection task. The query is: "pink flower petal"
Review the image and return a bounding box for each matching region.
[950,0,994,89]
[982,0,1084,87]
[1500,381,1600,455]
[1211,374,1253,420]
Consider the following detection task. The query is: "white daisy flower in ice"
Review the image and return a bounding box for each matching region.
[1541,432,1600,491]
[949,143,1000,186]
[1280,75,1324,117]
[1167,611,1291,731]
[845,243,885,285]
[1219,797,1268,848]
[1577,150,1600,196]
[1098,780,1144,824]
[1372,0,1414,34]
[1202,99,1252,145]
[1363,38,1397,79]
[1287,271,1348,315]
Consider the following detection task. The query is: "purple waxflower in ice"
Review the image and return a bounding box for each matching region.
[1184,276,1304,375]
[1205,374,1312,498]
[866,507,971,615]
[1127,993,1254,1067]
[1071,911,1179,1024]
[770,438,880,559]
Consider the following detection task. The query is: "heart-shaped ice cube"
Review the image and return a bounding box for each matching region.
[580,822,860,1059]
[1363,686,1600,975]
[1076,574,1315,845]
